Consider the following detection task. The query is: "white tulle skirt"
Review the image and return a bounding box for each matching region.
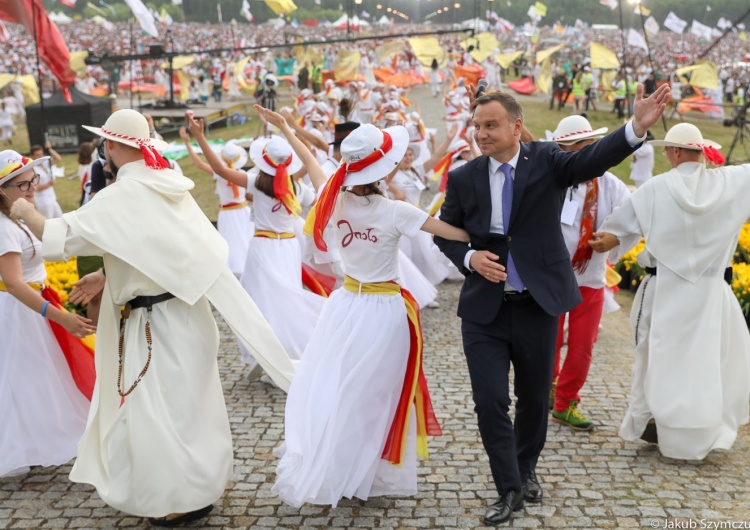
[273,288,418,507]
[0,292,89,477]
[239,236,325,361]
[217,205,253,278]
[398,250,437,308]
[400,231,451,285]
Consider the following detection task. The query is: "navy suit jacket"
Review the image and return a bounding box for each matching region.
[434,125,639,325]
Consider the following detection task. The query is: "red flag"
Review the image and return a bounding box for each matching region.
[60,0,77,7]
[0,0,75,101]
[0,20,8,42]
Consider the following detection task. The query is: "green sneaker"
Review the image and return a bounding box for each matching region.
[549,379,557,410]
[551,401,594,431]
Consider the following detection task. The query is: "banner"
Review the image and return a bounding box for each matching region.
[375,40,404,65]
[264,0,297,15]
[690,20,712,41]
[644,16,659,37]
[0,0,75,98]
[590,42,620,69]
[535,42,565,65]
[333,50,361,81]
[627,28,648,51]
[123,0,158,37]
[599,0,618,11]
[664,11,687,34]
[495,50,524,69]
[408,36,447,69]
[535,58,551,94]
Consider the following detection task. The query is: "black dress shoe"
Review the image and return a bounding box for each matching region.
[640,420,658,444]
[483,490,524,525]
[521,471,543,503]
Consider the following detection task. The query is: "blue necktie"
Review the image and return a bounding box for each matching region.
[500,163,524,291]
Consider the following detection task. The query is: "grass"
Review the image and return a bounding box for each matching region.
[7,91,744,222]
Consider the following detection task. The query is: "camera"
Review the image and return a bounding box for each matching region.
[724,101,749,127]
[265,78,275,87]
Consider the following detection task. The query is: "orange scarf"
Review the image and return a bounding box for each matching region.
[571,179,598,274]
[263,148,301,216]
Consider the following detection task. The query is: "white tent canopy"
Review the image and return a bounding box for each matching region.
[459,18,490,32]
[375,15,391,26]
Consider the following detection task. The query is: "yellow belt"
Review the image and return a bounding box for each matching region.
[0,280,44,291]
[220,201,248,211]
[254,230,295,239]
[343,275,401,296]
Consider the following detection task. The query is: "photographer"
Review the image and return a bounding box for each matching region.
[256,73,278,112]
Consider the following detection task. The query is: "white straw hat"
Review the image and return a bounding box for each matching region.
[552,115,608,145]
[0,150,50,187]
[220,141,248,170]
[649,122,721,150]
[82,109,169,152]
[249,136,303,176]
[340,124,409,186]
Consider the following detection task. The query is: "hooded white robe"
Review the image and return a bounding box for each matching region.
[600,161,750,460]
[42,160,295,517]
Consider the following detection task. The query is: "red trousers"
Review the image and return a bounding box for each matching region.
[553,286,604,412]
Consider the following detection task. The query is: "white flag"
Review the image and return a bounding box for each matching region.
[644,16,659,36]
[711,27,723,38]
[691,20,712,41]
[717,17,733,30]
[217,4,222,24]
[151,8,162,24]
[123,0,159,37]
[663,11,687,34]
[172,0,182,5]
[599,0,618,11]
[627,28,648,50]
[241,0,254,21]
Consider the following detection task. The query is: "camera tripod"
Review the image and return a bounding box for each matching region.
[725,102,750,166]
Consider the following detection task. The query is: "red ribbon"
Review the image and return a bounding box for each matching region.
[263,150,298,215]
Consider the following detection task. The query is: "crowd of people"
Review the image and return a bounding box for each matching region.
[1,12,750,529]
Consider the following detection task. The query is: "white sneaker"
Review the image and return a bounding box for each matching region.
[426,300,440,308]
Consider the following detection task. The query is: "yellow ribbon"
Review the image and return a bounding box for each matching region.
[0,280,43,291]
[220,202,249,211]
[343,276,401,296]
[254,230,295,239]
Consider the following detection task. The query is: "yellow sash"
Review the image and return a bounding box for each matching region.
[220,201,248,211]
[0,280,44,291]
[254,230,295,239]
[343,275,400,296]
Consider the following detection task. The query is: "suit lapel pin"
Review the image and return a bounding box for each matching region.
[523,157,528,161]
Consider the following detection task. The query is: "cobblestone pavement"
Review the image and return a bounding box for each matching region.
[2,284,749,529]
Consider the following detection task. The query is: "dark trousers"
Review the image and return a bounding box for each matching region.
[461,296,557,495]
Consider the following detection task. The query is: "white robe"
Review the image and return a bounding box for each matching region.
[600,161,750,460]
[42,160,295,517]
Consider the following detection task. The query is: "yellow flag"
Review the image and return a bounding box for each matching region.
[264,0,297,15]
[408,36,447,68]
[741,31,748,42]
[535,58,552,94]
[554,22,564,34]
[295,46,324,73]
[590,42,620,69]
[70,51,89,73]
[676,61,719,90]
[176,70,190,102]
[460,32,500,63]
[536,43,565,65]
[600,70,617,102]
[534,1,547,17]
[495,50,524,69]
[333,50,361,82]
[234,56,252,90]
[633,4,650,16]
[161,56,195,70]
[375,40,405,65]
[19,75,40,105]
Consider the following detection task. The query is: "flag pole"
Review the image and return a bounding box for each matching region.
[129,18,134,109]
[637,7,667,131]
[31,0,47,141]
[617,0,630,117]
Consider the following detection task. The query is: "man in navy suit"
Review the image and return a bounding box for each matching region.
[434,84,670,525]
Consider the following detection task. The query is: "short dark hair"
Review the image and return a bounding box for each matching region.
[30,144,44,154]
[473,91,524,122]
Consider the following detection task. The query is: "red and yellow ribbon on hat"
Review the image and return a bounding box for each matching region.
[222,151,242,199]
[263,147,301,217]
[0,156,32,182]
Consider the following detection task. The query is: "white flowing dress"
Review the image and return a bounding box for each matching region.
[274,192,431,507]
[239,174,324,362]
[214,173,253,277]
[0,216,89,477]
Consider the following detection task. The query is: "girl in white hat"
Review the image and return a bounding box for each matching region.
[187,114,325,366]
[254,107,471,507]
[178,129,253,278]
[0,150,96,477]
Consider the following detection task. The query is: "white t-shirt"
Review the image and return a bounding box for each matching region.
[247,170,314,233]
[331,192,428,283]
[214,173,247,206]
[630,143,655,187]
[0,215,45,283]
[34,160,58,202]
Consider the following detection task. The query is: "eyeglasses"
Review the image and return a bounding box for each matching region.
[3,175,40,192]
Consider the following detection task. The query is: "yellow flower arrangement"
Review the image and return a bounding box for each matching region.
[731,262,750,316]
[44,258,79,307]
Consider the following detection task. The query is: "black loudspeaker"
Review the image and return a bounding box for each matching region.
[149,45,165,56]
